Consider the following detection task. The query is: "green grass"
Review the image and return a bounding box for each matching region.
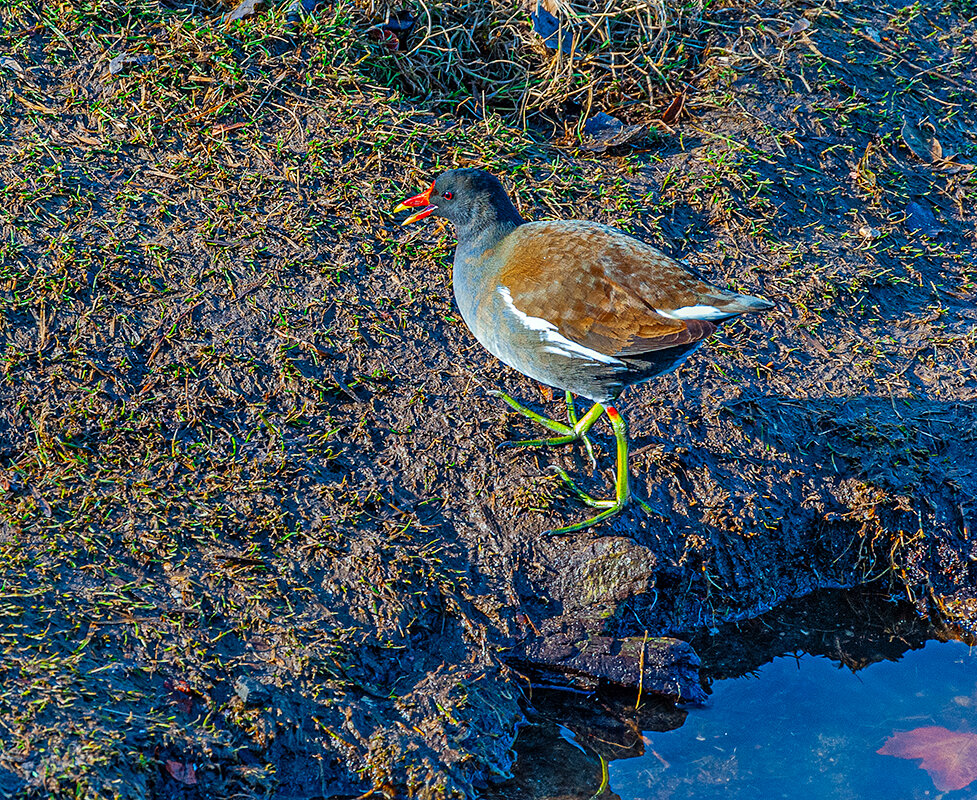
[0,0,975,795]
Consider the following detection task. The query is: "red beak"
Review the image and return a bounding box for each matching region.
[394,181,436,225]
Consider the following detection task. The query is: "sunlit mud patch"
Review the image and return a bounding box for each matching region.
[487,590,976,800]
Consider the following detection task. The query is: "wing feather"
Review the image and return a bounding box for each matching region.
[497,221,720,358]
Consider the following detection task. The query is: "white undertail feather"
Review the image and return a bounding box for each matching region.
[657,293,773,321]
[655,305,732,321]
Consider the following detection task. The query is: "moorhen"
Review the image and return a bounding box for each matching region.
[395,168,773,534]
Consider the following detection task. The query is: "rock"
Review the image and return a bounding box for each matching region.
[542,535,657,612]
[580,112,646,152]
[509,616,705,703]
[235,677,272,708]
[905,200,943,237]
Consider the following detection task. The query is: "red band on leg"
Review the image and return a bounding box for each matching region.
[606,406,621,422]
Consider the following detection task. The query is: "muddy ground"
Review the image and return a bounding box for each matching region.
[0,0,975,797]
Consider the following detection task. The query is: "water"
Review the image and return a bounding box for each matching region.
[610,640,977,800]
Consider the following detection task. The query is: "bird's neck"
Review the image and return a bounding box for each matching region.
[452,215,521,324]
[455,217,520,258]
[455,189,522,253]
[451,191,524,319]
[452,224,518,327]
[458,190,523,241]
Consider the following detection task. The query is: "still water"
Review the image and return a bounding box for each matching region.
[611,640,977,800]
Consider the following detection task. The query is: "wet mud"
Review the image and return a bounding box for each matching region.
[0,0,975,797]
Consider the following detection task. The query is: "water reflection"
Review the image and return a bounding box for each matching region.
[611,641,976,800]
[488,687,686,800]
[488,591,974,800]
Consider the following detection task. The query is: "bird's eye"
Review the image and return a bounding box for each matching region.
[443,191,453,200]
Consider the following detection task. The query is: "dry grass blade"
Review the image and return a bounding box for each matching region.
[370,0,705,122]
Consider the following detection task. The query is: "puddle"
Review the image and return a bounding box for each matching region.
[488,592,977,800]
[611,640,977,800]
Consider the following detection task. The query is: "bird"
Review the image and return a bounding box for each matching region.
[394,168,773,535]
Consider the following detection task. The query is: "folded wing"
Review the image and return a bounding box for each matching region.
[497,221,770,360]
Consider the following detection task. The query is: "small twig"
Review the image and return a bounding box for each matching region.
[273,329,338,361]
[635,630,648,710]
[146,301,203,366]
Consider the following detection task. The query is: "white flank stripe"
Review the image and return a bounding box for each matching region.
[655,304,731,321]
[498,287,625,366]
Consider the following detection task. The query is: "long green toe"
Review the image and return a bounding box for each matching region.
[543,405,652,535]
[490,390,602,461]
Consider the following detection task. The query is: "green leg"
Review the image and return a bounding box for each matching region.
[565,391,579,425]
[545,405,659,535]
[489,390,601,467]
[565,392,597,468]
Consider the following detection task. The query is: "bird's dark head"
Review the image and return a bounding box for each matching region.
[395,168,523,232]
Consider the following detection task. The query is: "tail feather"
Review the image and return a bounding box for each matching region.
[717,292,775,314]
[654,277,775,322]
[656,290,774,322]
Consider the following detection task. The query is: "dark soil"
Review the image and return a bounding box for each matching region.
[0,0,975,798]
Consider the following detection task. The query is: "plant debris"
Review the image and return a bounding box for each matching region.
[580,111,646,151]
[531,0,575,53]
[779,18,811,37]
[108,52,153,76]
[226,0,266,25]
[165,760,198,787]
[904,200,943,237]
[0,55,24,75]
[901,118,946,164]
[878,727,977,792]
[286,0,320,18]
[661,92,686,125]
[366,10,415,52]
[357,0,703,119]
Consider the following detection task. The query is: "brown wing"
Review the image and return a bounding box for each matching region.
[497,221,718,357]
